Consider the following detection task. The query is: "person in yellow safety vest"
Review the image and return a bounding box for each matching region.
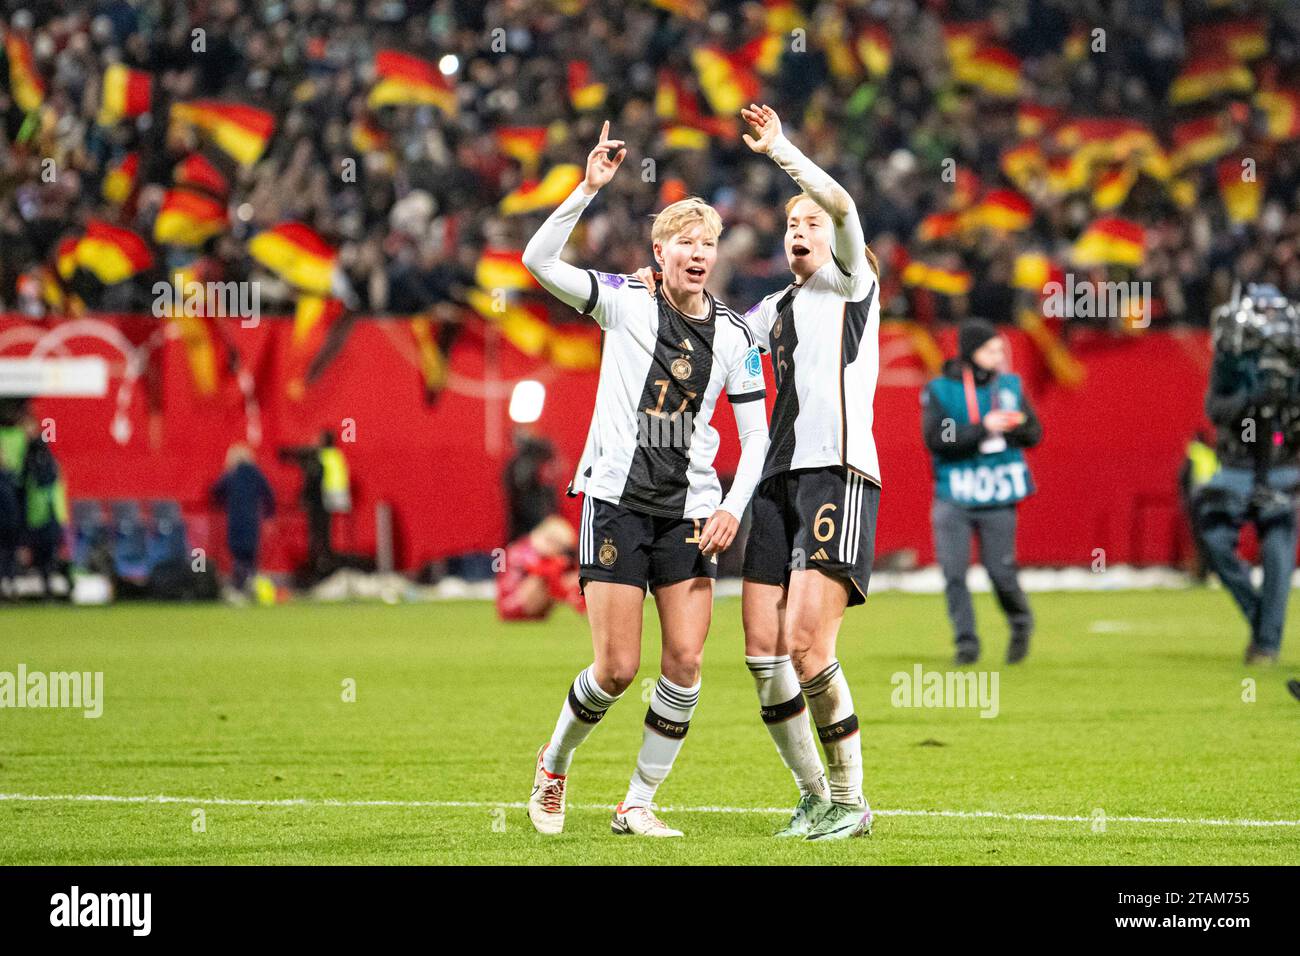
[1181,432,1220,583]
[319,435,351,515]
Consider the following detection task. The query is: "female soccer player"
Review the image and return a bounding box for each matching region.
[520,122,769,837]
[736,105,883,841]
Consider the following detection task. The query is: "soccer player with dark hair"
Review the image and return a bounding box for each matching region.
[520,122,769,837]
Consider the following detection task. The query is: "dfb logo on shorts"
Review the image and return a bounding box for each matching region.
[598,539,618,566]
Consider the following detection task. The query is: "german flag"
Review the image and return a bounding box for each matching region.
[5,35,44,113]
[1044,152,1091,195]
[976,189,1033,231]
[409,316,448,402]
[467,289,600,371]
[1192,19,1268,61]
[1218,155,1263,224]
[916,211,963,244]
[496,126,548,174]
[953,45,1021,98]
[1092,165,1138,211]
[1169,54,1254,106]
[97,64,152,125]
[157,267,222,396]
[691,38,772,116]
[171,101,275,167]
[286,295,346,402]
[499,164,583,216]
[1072,217,1145,267]
[1013,252,1064,292]
[55,237,79,282]
[647,0,706,18]
[656,70,733,142]
[74,220,154,284]
[1255,90,1300,142]
[248,222,337,295]
[663,124,710,151]
[1000,140,1045,189]
[102,152,139,205]
[567,61,607,112]
[902,261,973,296]
[154,188,228,247]
[1017,103,1062,138]
[349,116,390,154]
[819,13,860,81]
[1169,114,1240,173]
[476,249,539,292]
[942,21,992,67]
[1054,118,1160,165]
[174,153,229,199]
[948,166,982,210]
[856,25,891,79]
[368,50,456,114]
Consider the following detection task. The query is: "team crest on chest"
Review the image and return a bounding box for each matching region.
[671,356,692,380]
[598,539,618,566]
[773,316,783,339]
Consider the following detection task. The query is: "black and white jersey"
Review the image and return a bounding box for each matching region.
[744,258,880,484]
[570,271,766,519]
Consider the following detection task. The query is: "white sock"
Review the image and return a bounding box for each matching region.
[544,664,621,775]
[800,660,863,806]
[624,675,699,807]
[746,655,829,799]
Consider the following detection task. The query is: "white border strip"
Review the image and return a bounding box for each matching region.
[0,793,1295,828]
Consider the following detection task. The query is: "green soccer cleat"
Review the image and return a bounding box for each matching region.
[773,793,833,838]
[804,799,873,841]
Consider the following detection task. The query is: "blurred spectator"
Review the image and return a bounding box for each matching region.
[211,442,274,591]
[495,514,583,622]
[20,414,69,598]
[503,428,558,540]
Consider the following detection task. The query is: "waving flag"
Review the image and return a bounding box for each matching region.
[1016,103,1062,138]
[1192,19,1268,61]
[902,262,973,296]
[73,221,154,284]
[369,50,456,114]
[499,164,583,216]
[1001,141,1045,189]
[856,25,891,79]
[916,211,962,244]
[248,222,337,295]
[102,152,139,205]
[286,295,347,401]
[690,36,778,116]
[174,153,229,199]
[350,116,391,154]
[1218,156,1263,224]
[98,64,152,125]
[475,249,539,291]
[1170,115,1241,172]
[496,126,548,174]
[976,189,1033,231]
[1255,90,1300,142]
[1092,165,1138,212]
[567,61,607,112]
[953,45,1021,98]
[1073,218,1145,267]
[467,290,600,371]
[1169,54,1254,105]
[5,35,44,112]
[171,101,275,166]
[154,189,228,247]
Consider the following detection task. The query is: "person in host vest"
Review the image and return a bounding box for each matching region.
[921,319,1042,665]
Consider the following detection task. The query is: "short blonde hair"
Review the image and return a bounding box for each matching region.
[785,192,880,277]
[651,197,722,245]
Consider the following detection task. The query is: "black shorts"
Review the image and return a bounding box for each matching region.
[742,466,880,607]
[578,495,718,593]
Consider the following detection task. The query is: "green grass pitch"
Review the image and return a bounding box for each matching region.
[1,590,1297,865]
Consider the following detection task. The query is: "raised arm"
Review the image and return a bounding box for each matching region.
[743,104,870,284]
[521,121,627,318]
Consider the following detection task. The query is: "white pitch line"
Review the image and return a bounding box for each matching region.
[0,793,1296,828]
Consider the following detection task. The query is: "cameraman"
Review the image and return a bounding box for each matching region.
[1199,285,1300,665]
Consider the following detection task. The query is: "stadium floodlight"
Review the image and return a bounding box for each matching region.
[509,379,545,423]
[439,54,459,76]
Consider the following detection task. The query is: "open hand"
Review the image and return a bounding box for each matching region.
[741,103,782,154]
[633,265,659,295]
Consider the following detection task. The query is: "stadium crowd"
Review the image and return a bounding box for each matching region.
[2,0,1300,331]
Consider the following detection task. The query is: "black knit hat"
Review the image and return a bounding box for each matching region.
[958,319,998,363]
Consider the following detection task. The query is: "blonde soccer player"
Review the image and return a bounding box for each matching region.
[520,122,769,837]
